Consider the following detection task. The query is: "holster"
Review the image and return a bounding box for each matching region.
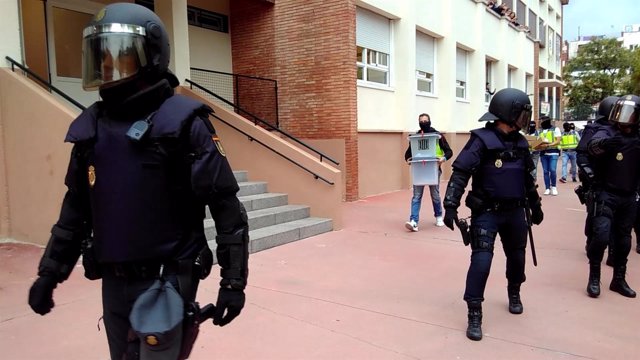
[81,237,102,280]
[179,302,201,360]
[457,218,471,246]
[574,185,587,205]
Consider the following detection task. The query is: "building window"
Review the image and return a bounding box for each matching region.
[539,19,546,47]
[357,47,389,84]
[356,7,391,86]
[528,9,537,38]
[456,48,468,99]
[416,32,435,94]
[485,59,495,103]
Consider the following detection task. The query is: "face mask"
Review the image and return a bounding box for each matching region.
[419,122,431,132]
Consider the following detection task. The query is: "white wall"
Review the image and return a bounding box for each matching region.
[188,26,233,72]
[0,0,23,66]
[357,0,540,134]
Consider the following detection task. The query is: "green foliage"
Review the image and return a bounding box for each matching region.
[629,47,640,95]
[563,38,634,119]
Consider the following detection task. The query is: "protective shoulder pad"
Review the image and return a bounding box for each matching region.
[470,128,504,150]
[150,95,213,138]
[64,103,100,143]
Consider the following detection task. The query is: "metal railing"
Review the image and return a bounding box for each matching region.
[186,79,339,166]
[5,56,86,111]
[186,80,338,185]
[190,67,279,128]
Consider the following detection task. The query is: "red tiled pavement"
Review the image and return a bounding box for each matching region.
[1,179,639,359]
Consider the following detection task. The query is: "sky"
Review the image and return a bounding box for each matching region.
[563,0,640,41]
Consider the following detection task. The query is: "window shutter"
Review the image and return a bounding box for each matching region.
[456,48,467,82]
[416,32,435,74]
[356,7,391,54]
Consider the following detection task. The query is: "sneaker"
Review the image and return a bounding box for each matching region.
[559,177,567,183]
[551,187,558,196]
[405,220,418,232]
[435,216,444,227]
[544,189,550,195]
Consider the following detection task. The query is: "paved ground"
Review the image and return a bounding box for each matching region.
[1,178,640,360]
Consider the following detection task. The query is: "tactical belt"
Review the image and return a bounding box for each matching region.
[484,199,526,211]
[103,261,181,280]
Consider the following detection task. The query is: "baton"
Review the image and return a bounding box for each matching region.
[524,206,538,266]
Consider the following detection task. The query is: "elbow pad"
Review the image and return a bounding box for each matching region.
[443,171,470,210]
[212,200,249,290]
[38,224,82,282]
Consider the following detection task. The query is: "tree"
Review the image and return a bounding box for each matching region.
[563,38,633,119]
[628,47,640,95]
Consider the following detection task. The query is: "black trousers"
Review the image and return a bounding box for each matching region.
[101,267,199,360]
[463,208,528,303]
[587,191,636,266]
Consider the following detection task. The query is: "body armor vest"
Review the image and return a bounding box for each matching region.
[594,126,640,194]
[470,128,528,200]
[65,95,211,263]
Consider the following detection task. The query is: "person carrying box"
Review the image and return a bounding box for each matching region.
[404,113,453,231]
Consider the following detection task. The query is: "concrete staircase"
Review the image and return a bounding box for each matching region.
[205,171,333,256]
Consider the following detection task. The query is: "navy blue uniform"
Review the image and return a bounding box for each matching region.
[444,122,539,303]
[34,79,249,358]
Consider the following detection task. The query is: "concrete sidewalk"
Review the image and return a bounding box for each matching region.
[1,180,639,359]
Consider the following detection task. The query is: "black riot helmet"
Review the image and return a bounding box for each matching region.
[81,3,178,90]
[479,88,532,130]
[596,96,620,121]
[609,95,640,126]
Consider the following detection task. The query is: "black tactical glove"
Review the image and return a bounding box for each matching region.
[28,275,58,315]
[213,287,245,326]
[443,209,459,231]
[531,205,544,225]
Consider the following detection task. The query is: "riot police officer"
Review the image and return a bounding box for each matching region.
[443,88,544,341]
[585,95,640,299]
[575,96,619,262]
[27,3,249,359]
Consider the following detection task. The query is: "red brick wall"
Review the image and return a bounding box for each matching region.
[230,0,360,201]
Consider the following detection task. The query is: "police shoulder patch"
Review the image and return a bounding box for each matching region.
[212,135,226,157]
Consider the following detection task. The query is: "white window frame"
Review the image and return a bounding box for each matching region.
[416,32,436,95]
[456,48,468,100]
[356,7,392,87]
[357,46,389,85]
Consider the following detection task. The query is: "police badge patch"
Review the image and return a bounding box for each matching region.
[212,135,226,157]
[88,165,96,187]
[495,159,503,168]
[616,152,623,161]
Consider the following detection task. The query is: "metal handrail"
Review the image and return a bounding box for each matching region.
[5,56,86,111]
[209,112,334,185]
[185,79,339,166]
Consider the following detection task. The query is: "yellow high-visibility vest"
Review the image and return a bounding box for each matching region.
[559,132,578,150]
[540,129,558,149]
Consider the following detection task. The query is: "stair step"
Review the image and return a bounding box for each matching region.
[238,181,268,197]
[206,193,288,219]
[233,170,248,183]
[206,217,333,255]
[204,204,310,239]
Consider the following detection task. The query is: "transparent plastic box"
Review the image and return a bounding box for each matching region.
[408,133,441,159]
[409,158,439,185]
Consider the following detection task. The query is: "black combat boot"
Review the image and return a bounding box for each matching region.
[605,247,614,267]
[609,265,637,298]
[587,263,601,298]
[507,283,523,314]
[466,301,483,341]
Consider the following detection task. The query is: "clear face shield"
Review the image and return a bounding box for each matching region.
[610,100,640,127]
[512,101,532,130]
[82,24,148,90]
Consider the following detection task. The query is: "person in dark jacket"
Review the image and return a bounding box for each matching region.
[404,113,454,231]
[442,88,543,341]
[585,95,640,299]
[27,4,249,359]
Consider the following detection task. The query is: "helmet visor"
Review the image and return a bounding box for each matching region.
[82,29,147,90]
[512,101,532,130]
[610,100,639,125]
